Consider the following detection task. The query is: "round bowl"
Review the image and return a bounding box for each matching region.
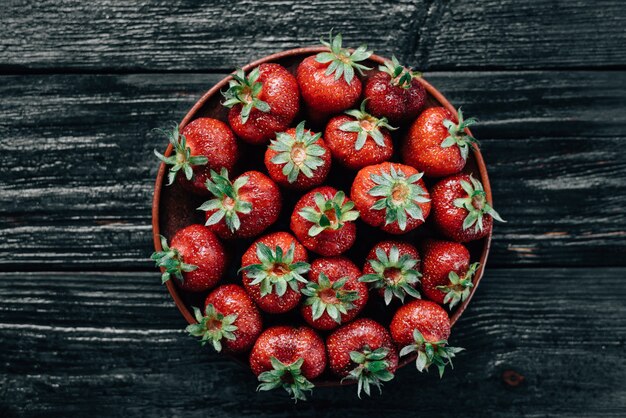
[152,47,492,385]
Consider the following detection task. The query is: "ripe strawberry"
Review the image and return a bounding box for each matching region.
[420,240,479,309]
[151,224,225,292]
[240,232,310,314]
[351,162,431,234]
[297,32,372,123]
[198,168,281,239]
[403,107,478,178]
[186,284,262,353]
[301,257,368,331]
[264,121,331,190]
[431,173,504,242]
[360,240,421,305]
[154,119,238,195]
[364,55,426,125]
[390,299,463,377]
[326,318,398,398]
[290,187,359,256]
[222,64,299,144]
[251,326,326,402]
[324,100,396,170]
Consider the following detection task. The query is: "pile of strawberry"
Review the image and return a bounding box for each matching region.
[152,32,504,401]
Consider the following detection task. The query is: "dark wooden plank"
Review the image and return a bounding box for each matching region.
[1,0,625,72]
[1,268,625,417]
[1,71,625,269]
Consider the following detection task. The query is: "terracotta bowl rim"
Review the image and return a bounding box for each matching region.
[151,46,493,386]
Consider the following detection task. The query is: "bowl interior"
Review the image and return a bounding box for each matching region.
[152,47,492,385]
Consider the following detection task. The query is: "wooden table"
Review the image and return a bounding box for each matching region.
[1,1,625,416]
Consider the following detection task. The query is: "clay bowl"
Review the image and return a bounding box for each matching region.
[152,47,492,386]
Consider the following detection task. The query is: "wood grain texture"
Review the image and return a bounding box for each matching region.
[2,71,625,269]
[1,0,625,72]
[1,268,625,417]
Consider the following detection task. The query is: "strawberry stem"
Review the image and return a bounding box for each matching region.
[340,100,397,151]
[269,121,327,183]
[440,108,479,161]
[186,304,238,352]
[301,273,359,324]
[359,245,421,304]
[153,123,209,185]
[239,242,310,297]
[315,31,372,84]
[197,168,252,233]
[379,55,421,89]
[452,174,505,233]
[257,357,314,402]
[342,346,395,398]
[150,235,198,284]
[436,262,479,309]
[222,67,271,124]
[298,190,359,237]
[399,329,464,378]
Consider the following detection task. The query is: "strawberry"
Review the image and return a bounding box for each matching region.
[324,100,396,170]
[300,257,368,331]
[420,240,479,309]
[240,232,310,314]
[154,119,238,195]
[364,55,426,125]
[222,64,299,144]
[264,121,331,190]
[290,186,359,256]
[403,107,478,178]
[151,224,225,292]
[251,326,326,402]
[186,284,262,353]
[198,168,281,239]
[326,318,398,398]
[297,32,372,124]
[389,299,463,377]
[360,240,422,305]
[431,173,504,242]
[351,162,431,234]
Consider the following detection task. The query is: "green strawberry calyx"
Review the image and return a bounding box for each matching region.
[239,242,310,297]
[359,245,421,305]
[315,31,373,84]
[153,123,209,185]
[368,165,430,231]
[222,67,271,124]
[298,190,360,237]
[150,235,198,285]
[440,108,479,161]
[339,100,397,151]
[198,168,252,233]
[269,121,327,183]
[185,304,238,353]
[436,262,479,309]
[257,357,315,403]
[301,273,359,324]
[342,346,395,398]
[379,55,422,89]
[452,174,505,233]
[399,329,464,378]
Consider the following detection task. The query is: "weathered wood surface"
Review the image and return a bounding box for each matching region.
[2,71,625,269]
[1,268,625,417]
[1,0,625,72]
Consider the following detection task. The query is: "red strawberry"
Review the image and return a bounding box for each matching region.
[360,240,422,305]
[186,284,262,353]
[390,299,463,377]
[290,186,359,256]
[300,257,368,331]
[431,173,504,242]
[154,119,238,195]
[198,168,281,239]
[222,64,299,144]
[351,162,431,234]
[240,232,310,314]
[251,326,326,402]
[264,121,331,190]
[420,240,479,309]
[297,32,372,123]
[364,55,426,125]
[403,107,478,178]
[151,224,225,292]
[326,318,398,398]
[324,100,396,170]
